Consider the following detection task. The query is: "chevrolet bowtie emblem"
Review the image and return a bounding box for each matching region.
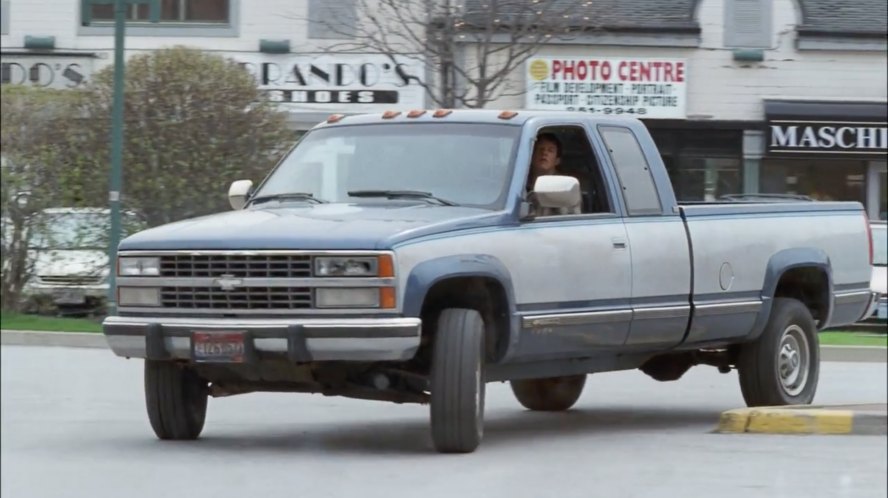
[214,274,243,291]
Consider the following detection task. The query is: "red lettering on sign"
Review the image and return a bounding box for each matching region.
[601,61,612,81]
[552,60,562,78]
[576,61,588,80]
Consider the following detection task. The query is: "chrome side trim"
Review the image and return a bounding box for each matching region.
[834,290,873,304]
[632,305,691,320]
[694,300,762,317]
[522,310,632,328]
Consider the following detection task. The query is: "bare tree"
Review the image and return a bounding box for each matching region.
[302,0,607,109]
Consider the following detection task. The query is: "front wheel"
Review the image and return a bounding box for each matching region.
[429,308,486,453]
[737,298,819,406]
[145,360,208,440]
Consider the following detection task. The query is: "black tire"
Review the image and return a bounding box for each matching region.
[737,298,820,407]
[510,375,586,411]
[430,308,486,453]
[145,360,208,440]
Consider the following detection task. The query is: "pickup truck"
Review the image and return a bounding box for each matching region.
[102,110,878,453]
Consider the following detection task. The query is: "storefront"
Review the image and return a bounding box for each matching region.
[761,100,887,220]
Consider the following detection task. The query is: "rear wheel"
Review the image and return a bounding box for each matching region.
[511,375,586,411]
[145,360,208,440]
[429,308,486,453]
[737,298,819,406]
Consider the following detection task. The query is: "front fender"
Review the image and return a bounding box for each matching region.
[401,254,520,355]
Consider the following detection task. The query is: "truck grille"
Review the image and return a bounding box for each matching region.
[161,286,312,309]
[160,254,312,278]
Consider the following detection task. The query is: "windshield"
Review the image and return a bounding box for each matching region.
[253,123,521,209]
[29,212,144,250]
[873,226,887,266]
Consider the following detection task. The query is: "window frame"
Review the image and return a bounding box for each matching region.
[78,0,239,37]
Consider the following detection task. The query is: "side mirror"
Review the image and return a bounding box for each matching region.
[228,180,253,210]
[533,175,580,209]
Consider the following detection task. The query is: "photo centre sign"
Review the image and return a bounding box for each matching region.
[232,53,425,113]
[525,56,687,119]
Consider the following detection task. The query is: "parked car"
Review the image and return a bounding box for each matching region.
[21,207,145,314]
[102,110,876,453]
[864,221,886,324]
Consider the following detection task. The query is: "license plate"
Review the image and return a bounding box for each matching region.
[192,331,246,363]
[53,289,85,305]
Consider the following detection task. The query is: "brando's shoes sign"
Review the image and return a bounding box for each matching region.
[233,53,425,113]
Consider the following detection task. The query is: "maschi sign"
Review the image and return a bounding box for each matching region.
[769,121,887,155]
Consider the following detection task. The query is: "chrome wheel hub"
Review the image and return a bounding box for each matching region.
[777,325,810,397]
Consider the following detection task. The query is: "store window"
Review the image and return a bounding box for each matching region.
[308,0,357,39]
[88,0,229,23]
[650,128,743,202]
[760,159,867,203]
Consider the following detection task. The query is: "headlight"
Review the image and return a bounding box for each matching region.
[314,256,384,277]
[118,287,161,306]
[118,257,160,276]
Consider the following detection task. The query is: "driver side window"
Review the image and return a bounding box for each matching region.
[526,125,613,217]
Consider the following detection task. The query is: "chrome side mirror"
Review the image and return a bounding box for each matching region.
[228,180,253,210]
[533,175,581,209]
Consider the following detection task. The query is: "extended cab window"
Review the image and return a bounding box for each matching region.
[598,126,662,216]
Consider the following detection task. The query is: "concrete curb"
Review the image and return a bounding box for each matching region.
[820,345,887,363]
[2,330,886,362]
[717,404,887,435]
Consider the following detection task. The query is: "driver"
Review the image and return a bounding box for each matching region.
[527,133,581,216]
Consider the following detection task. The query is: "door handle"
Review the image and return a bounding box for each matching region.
[612,238,627,249]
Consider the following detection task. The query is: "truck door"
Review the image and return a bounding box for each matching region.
[595,125,692,348]
[510,123,633,360]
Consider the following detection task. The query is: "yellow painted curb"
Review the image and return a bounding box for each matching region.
[718,407,855,434]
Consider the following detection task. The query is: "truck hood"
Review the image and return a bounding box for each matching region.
[119,204,508,251]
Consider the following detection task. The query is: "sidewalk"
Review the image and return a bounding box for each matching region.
[718,403,887,435]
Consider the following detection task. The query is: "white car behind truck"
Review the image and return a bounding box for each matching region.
[20,208,144,313]
[102,110,878,453]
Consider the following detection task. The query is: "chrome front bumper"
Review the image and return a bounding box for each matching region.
[102,315,422,362]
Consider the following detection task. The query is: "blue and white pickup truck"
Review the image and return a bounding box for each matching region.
[103,110,879,453]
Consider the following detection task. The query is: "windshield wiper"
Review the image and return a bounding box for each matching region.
[249,192,327,206]
[347,190,459,206]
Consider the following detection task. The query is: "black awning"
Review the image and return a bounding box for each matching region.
[764,99,887,122]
